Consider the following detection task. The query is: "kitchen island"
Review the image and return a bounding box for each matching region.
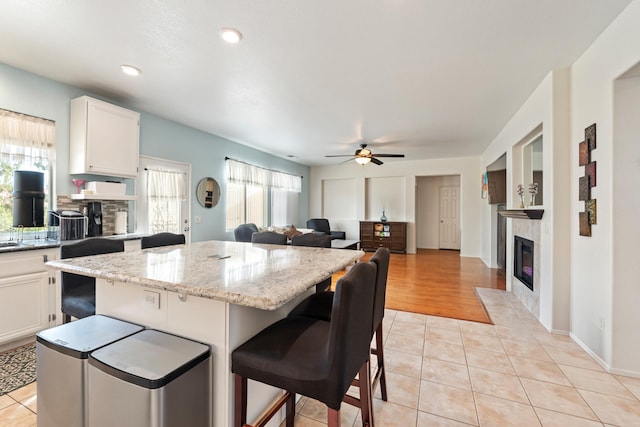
[46,240,364,427]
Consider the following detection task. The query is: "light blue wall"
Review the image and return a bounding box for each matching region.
[0,62,310,241]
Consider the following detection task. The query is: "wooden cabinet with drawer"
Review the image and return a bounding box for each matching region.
[359,221,407,254]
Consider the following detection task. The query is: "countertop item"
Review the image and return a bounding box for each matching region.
[45,240,364,310]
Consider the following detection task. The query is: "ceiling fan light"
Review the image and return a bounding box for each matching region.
[355,157,371,165]
[120,64,141,76]
[220,28,242,43]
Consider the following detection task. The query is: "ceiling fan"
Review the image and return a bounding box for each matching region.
[325,143,405,165]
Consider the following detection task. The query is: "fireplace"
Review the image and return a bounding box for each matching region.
[514,235,534,291]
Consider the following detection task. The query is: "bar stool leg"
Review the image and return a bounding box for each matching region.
[358,360,375,427]
[374,324,388,401]
[285,392,295,427]
[234,374,248,427]
[328,408,341,427]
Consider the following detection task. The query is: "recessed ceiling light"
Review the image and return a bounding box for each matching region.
[219,28,242,43]
[120,64,142,76]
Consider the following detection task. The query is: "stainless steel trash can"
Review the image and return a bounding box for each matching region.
[88,329,211,427]
[36,315,144,427]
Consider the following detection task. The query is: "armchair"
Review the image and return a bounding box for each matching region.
[306,218,345,240]
[234,223,259,242]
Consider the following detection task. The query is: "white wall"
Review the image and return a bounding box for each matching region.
[309,157,482,256]
[322,178,357,220]
[570,0,640,375]
[365,176,406,221]
[479,69,572,334]
[612,74,640,374]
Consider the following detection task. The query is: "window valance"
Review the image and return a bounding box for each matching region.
[0,109,56,149]
[226,158,301,193]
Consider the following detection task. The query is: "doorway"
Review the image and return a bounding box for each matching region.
[416,175,461,250]
[136,156,192,242]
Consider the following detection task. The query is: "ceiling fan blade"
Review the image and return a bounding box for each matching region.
[371,157,383,165]
[325,154,355,158]
[372,154,405,158]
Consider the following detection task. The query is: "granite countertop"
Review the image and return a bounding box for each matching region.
[0,233,145,254]
[45,240,364,310]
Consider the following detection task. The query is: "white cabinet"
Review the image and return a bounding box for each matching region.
[70,96,140,178]
[0,249,57,345]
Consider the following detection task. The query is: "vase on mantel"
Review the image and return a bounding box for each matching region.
[529,194,536,207]
[380,211,387,222]
[519,195,525,209]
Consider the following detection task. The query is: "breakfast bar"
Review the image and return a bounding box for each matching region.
[45,240,364,427]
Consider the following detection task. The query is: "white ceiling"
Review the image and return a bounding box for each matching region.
[0,0,632,166]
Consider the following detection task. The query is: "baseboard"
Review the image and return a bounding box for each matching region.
[0,335,35,354]
[569,332,611,372]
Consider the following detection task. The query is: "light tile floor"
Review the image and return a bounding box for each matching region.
[291,288,640,427]
[1,288,640,426]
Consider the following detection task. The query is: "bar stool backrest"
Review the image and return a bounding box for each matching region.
[291,233,331,248]
[140,232,185,249]
[251,231,287,245]
[369,247,391,332]
[325,261,377,404]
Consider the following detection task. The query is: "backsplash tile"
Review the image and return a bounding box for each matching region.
[56,196,128,236]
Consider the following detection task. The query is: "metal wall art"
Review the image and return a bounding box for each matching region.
[578,123,597,236]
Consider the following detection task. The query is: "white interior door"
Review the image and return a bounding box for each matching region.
[439,186,460,250]
[136,156,192,242]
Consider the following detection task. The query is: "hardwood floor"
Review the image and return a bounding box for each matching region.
[335,248,506,324]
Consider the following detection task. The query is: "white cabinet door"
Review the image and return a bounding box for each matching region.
[0,249,57,345]
[0,272,50,344]
[70,96,140,178]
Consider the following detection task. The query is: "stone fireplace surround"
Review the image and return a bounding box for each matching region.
[511,218,542,319]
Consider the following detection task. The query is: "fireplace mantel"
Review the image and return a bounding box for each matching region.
[498,209,544,220]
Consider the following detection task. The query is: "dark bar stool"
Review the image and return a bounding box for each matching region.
[289,247,390,402]
[60,238,125,323]
[251,231,287,245]
[232,261,378,427]
[140,232,185,249]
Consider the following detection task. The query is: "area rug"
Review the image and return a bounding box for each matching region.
[0,343,36,396]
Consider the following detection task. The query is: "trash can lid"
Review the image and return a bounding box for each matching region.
[88,329,210,389]
[36,315,144,359]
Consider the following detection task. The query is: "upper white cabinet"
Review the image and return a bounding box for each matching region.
[70,96,140,178]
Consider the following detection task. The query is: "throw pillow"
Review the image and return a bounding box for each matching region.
[284,225,302,240]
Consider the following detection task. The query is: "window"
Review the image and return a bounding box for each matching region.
[226,159,301,230]
[0,109,55,235]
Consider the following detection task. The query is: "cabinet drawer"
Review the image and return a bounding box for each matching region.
[0,251,51,278]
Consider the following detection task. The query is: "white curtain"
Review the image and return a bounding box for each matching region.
[226,159,301,192]
[146,168,185,234]
[0,109,55,231]
[225,159,301,229]
[0,109,55,169]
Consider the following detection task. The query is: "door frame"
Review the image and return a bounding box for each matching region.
[415,175,461,250]
[136,156,192,242]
